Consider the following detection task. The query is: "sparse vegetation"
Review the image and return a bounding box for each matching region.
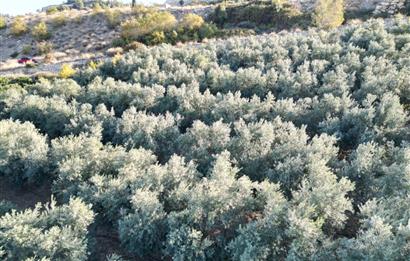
[36,41,53,55]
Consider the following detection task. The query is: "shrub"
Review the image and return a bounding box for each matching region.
[59,64,76,79]
[93,2,104,14]
[313,0,345,29]
[10,17,27,36]
[272,0,287,11]
[46,6,59,15]
[52,12,67,27]
[0,119,49,184]
[9,51,19,58]
[104,8,121,28]
[179,13,204,31]
[36,41,53,55]
[120,11,176,40]
[131,4,155,16]
[25,62,37,68]
[118,189,166,257]
[114,108,182,161]
[2,93,76,138]
[124,41,145,51]
[0,16,6,30]
[21,45,32,55]
[29,78,81,99]
[213,4,227,26]
[374,0,406,16]
[147,30,166,45]
[32,21,51,41]
[0,198,94,260]
[75,0,85,9]
[81,77,164,114]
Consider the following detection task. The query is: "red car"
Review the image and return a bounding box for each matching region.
[18,57,38,64]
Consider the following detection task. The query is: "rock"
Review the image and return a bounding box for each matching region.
[106,47,123,56]
[53,52,67,59]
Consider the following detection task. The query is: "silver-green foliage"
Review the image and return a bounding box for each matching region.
[0,197,94,260]
[0,119,48,183]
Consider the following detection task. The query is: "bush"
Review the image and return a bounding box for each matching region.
[212,4,227,26]
[104,8,121,28]
[180,13,204,31]
[120,11,176,40]
[147,30,166,45]
[46,6,59,15]
[124,41,145,51]
[75,0,85,9]
[59,64,76,79]
[92,2,104,14]
[0,16,6,30]
[313,0,345,29]
[0,198,94,260]
[52,12,67,27]
[2,92,76,138]
[36,41,53,55]
[0,119,49,184]
[21,45,32,55]
[10,17,27,36]
[32,21,51,41]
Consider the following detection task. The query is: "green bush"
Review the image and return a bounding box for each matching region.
[313,0,345,29]
[0,16,6,30]
[22,45,32,55]
[179,13,204,31]
[120,11,176,40]
[59,64,76,79]
[46,6,59,15]
[212,4,227,26]
[10,17,27,36]
[32,21,51,40]
[75,0,85,9]
[36,41,53,55]
[210,2,307,30]
[52,12,67,27]
[104,8,121,28]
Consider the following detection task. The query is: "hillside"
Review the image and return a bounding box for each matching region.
[0,4,213,76]
[1,0,409,78]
